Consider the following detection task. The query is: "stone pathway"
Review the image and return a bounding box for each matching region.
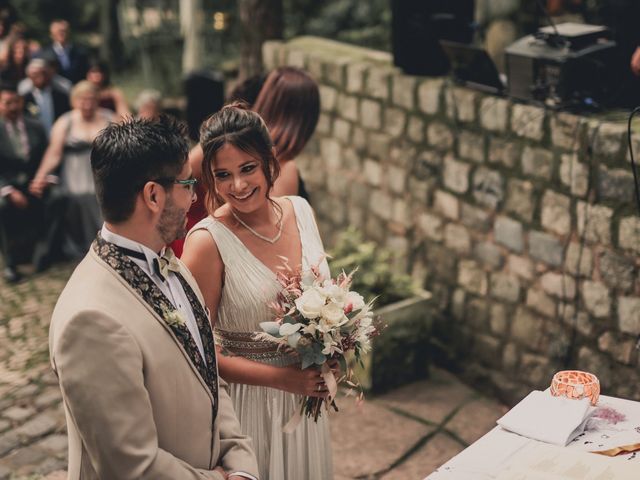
[0,263,508,479]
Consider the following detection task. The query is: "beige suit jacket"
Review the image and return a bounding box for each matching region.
[49,247,259,479]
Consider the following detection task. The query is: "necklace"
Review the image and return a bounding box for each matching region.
[231,205,284,244]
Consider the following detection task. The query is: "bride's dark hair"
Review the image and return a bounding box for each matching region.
[199,101,281,215]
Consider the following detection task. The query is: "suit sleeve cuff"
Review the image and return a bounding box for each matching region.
[228,472,258,480]
[0,186,15,197]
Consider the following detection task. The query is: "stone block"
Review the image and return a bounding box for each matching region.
[474,242,503,269]
[14,413,57,440]
[511,103,545,140]
[316,113,332,135]
[467,297,490,329]
[551,112,584,150]
[370,190,393,221]
[286,48,306,68]
[384,107,407,138]
[479,97,508,132]
[598,250,635,292]
[451,288,466,320]
[342,147,361,171]
[473,334,503,368]
[409,177,431,204]
[512,306,545,348]
[559,154,589,197]
[521,352,555,388]
[505,179,535,222]
[366,66,392,100]
[564,242,593,277]
[262,40,283,70]
[508,255,534,281]
[407,115,425,143]
[426,244,458,284]
[427,122,454,151]
[325,57,348,87]
[390,143,417,169]
[366,132,392,160]
[319,85,338,112]
[337,93,359,122]
[334,118,352,145]
[490,303,509,336]
[503,342,519,371]
[458,260,488,295]
[540,272,576,299]
[472,167,504,210]
[320,138,342,170]
[305,52,324,80]
[460,203,492,232]
[388,165,407,195]
[521,146,553,180]
[619,216,640,254]
[458,131,485,163]
[488,138,520,168]
[490,272,521,303]
[577,346,614,390]
[443,156,470,194]
[392,75,417,109]
[360,99,382,130]
[598,166,636,202]
[598,331,638,365]
[529,230,563,266]
[365,213,387,243]
[592,122,625,158]
[392,198,410,229]
[417,213,444,241]
[494,216,523,253]
[346,62,367,93]
[526,288,556,317]
[446,87,476,122]
[434,189,460,220]
[618,296,640,335]
[445,223,471,254]
[352,126,366,151]
[576,201,612,245]
[581,281,611,318]
[417,79,443,115]
[541,190,571,236]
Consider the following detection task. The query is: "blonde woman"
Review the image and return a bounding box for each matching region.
[30,80,114,258]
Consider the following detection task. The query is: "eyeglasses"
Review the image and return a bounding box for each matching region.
[147,177,198,195]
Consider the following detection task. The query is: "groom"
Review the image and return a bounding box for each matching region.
[49,116,259,479]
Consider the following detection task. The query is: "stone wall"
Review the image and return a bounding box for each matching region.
[263,37,640,404]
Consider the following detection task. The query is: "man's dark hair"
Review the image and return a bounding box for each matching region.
[91,115,189,223]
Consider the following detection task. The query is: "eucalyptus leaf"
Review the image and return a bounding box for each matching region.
[260,321,282,337]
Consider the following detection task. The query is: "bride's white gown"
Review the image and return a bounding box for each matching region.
[191,196,333,480]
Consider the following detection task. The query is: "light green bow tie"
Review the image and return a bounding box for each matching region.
[155,247,181,281]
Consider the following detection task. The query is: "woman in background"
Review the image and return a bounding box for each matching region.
[85,59,130,118]
[253,66,319,201]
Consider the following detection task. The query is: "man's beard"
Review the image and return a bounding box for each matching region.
[157,197,188,245]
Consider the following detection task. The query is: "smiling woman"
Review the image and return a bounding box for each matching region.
[181,103,335,480]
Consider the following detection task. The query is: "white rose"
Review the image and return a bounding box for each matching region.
[321,302,346,326]
[323,283,346,304]
[295,288,326,319]
[345,291,365,311]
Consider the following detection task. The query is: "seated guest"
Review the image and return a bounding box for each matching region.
[29,81,113,260]
[0,85,48,282]
[135,88,162,120]
[85,59,130,118]
[21,58,70,136]
[36,19,88,84]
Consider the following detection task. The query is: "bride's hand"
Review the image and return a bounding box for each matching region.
[276,364,328,398]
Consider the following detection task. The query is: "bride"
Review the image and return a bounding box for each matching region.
[181,103,334,479]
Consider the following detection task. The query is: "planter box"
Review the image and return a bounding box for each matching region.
[353,290,434,394]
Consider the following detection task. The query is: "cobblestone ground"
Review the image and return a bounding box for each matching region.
[0,263,508,479]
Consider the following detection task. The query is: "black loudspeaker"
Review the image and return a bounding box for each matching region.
[184,70,225,141]
[391,0,475,76]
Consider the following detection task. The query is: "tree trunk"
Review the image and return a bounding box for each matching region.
[238,0,283,81]
[99,0,124,69]
[180,0,204,73]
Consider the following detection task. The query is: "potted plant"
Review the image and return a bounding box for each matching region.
[329,228,433,394]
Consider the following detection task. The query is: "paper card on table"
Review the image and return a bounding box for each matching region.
[494,442,637,480]
[497,390,594,446]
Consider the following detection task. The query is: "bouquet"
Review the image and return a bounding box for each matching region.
[256,264,382,431]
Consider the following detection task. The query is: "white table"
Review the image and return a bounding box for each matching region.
[425,394,640,479]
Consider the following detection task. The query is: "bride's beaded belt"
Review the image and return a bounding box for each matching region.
[215,329,284,361]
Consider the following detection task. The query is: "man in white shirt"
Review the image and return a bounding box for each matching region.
[49,116,259,479]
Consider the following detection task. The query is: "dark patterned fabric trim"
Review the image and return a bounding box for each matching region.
[93,233,218,419]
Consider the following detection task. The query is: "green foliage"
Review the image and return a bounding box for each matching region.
[329,227,416,307]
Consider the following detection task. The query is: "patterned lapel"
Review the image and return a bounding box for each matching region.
[93,233,218,415]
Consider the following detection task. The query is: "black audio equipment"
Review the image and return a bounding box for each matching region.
[184,70,225,141]
[440,40,505,94]
[505,23,616,109]
[391,0,475,76]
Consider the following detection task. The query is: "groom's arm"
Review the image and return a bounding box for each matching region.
[215,377,260,479]
[52,310,226,480]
